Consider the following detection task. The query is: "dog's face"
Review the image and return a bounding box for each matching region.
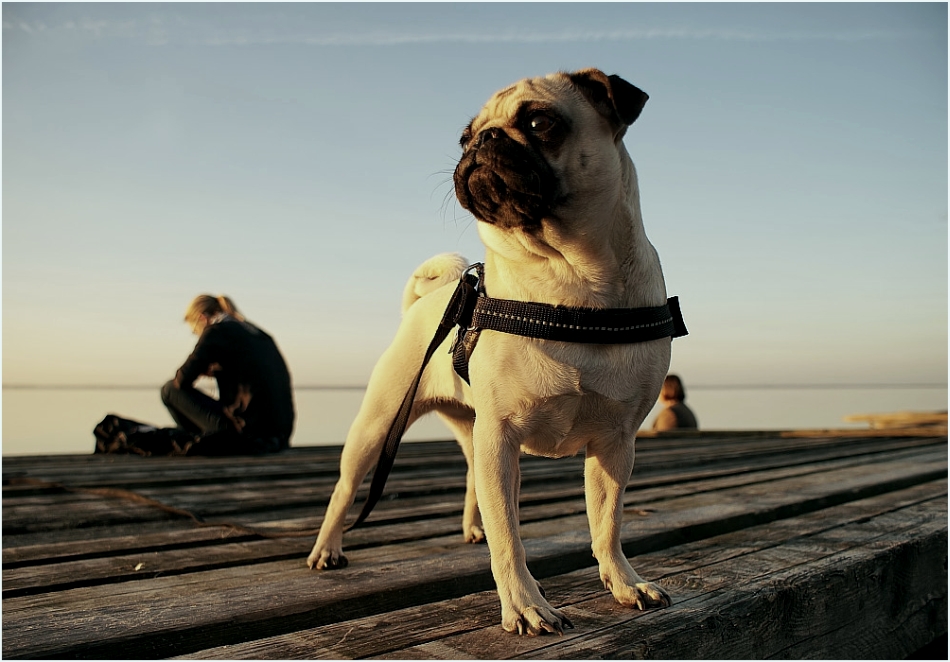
[454,69,648,233]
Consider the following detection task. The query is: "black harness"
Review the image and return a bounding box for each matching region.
[346,262,687,531]
[449,263,687,383]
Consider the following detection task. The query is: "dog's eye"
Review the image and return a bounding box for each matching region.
[527,112,556,133]
[459,126,473,150]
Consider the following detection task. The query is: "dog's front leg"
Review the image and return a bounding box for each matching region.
[584,437,671,610]
[474,420,572,635]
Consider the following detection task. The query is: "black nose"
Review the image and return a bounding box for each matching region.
[474,127,503,148]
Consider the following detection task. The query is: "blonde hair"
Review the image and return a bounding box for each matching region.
[184,294,245,326]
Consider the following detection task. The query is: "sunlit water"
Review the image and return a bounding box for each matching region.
[2,385,946,456]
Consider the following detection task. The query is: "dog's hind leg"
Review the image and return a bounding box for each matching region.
[308,341,438,570]
[436,408,483,543]
[307,389,404,570]
[584,436,671,610]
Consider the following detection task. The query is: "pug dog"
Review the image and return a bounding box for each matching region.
[308,68,673,635]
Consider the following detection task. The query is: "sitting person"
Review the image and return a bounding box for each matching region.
[161,295,295,455]
[652,374,698,432]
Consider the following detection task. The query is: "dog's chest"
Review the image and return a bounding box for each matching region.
[509,391,640,459]
[468,333,671,457]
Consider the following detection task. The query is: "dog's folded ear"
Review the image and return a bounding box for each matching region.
[569,68,649,137]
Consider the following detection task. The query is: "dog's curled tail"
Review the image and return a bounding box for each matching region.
[401,252,469,314]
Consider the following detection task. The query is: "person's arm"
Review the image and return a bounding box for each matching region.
[173,327,221,388]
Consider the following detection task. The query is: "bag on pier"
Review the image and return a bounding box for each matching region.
[93,414,282,456]
[93,414,197,456]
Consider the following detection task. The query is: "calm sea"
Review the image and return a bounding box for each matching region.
[2,384,946,456]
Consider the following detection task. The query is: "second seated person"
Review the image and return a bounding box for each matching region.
[652,374,699,432]
[162,295,295,455]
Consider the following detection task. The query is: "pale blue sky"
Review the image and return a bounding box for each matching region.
[3,2,947,389]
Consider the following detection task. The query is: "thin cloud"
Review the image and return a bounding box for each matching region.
[2,18,929,46]
[186,26,938,47]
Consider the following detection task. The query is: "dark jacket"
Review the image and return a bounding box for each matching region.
[652,402,698,432]
[176,317,295,446]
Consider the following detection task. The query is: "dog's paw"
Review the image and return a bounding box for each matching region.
[307,547,349,570]
[503,605,574,636]
[605,577,671,611]
[464,524,485,544]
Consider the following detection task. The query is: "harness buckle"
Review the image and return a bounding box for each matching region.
[447,263,486,384]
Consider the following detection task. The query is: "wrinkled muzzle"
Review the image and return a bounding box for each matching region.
[454,128,557,229]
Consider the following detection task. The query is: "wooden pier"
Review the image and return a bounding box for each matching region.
[3,429,947,659]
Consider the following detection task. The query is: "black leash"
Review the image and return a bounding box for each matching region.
[345,266,481,531]
[347,263,687,530]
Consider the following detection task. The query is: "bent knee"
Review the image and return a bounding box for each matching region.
[160,380,178,405]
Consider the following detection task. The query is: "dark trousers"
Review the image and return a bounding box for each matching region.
[160,380,230,436]
[160,380,283,456]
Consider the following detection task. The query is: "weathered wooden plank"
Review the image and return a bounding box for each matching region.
[4,435,940,496]
[2,525,263,568]
[4,445,944,599]
[844,410,947,429]
[4,445,942,598]
[3,434,939,537]
[2,517,242,554]
[516,506,947,659]
[382,493,948,659]
[2,450,943,659]
[2,494,183,535]
[173,481,947,660]
[5,437,941,555]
